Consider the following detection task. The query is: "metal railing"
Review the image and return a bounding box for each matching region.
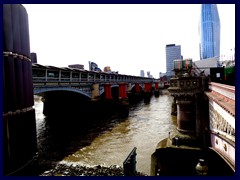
[32,64,154,84]
[123,147,137,176]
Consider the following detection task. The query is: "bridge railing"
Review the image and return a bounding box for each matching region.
[32,63,154,84]
[123,147,137,176]
[33,77,154,84]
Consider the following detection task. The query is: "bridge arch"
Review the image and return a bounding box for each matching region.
[34,87,92,99]
[131,84,143,90]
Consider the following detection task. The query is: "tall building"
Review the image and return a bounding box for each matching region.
[31,52,37,63]
[199,4,220,60]
[166,44,182,77]
[140,70,145,77]
[147,71,153,78]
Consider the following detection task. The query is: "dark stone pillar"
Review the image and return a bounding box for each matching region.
[176,97,195,134]
[143,92,151,103]
[118,99,129,118]
[154,82,160,97]
[195,94,203,139]
[171,97,177,115]
[154,90,160,97]
[3,4,38,175]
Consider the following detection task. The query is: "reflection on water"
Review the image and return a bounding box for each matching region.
[34,94,177,175]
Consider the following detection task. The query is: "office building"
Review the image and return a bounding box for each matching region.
[199,4,220,60]
[140,70,145,77]
[147,71,153,78]
[166,44,182,77]
[31,53,37,63]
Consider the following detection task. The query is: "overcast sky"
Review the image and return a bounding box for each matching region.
[23,4,235,78]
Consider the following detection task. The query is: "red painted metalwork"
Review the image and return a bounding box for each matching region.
[119,83,127,99]
[104,84,112,99]
[135,83,140,93]
[145,83,151,92]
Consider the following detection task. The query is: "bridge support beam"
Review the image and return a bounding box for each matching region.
[176,97,195,134]
[143,83,152,103]
[118,83,129,118]
[91,83,100,100]
[127,83,132,92]
[195,93,210,146]
[104,84,112,100]
[154,82,159,97]
[3,4,38,175]
[171,97,177,115]
[135,83,140,93]
[119,83,127,99]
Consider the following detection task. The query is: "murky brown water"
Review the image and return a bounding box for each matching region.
[34,94,177,175]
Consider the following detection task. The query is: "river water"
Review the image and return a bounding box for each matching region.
[34,93,177,175]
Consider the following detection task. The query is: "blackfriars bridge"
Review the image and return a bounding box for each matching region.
[3,4,235,176]
[32,63,163,116]
[32,63,162,100]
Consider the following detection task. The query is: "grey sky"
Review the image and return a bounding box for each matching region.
[24,4,235,78]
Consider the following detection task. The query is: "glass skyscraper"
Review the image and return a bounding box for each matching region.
[199,4,220,60]
[166,44,181,77]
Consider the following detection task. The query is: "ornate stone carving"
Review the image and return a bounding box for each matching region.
[209,103,235,140]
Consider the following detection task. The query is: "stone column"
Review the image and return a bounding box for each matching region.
[91,83,100,100]
[3,4,38,175]
[127,83,132,92]
[176,97,195,134]
[171,97,177,115]
[195,94,203,139]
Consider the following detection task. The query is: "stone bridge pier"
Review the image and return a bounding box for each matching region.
[176,96,195,134]
[151,59,234,175]
[170,92,209,147]
[151,74,214,176]
[3,4,38,175]
[168,76,209,146]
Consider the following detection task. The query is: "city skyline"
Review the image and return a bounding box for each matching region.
[24,4,235,78]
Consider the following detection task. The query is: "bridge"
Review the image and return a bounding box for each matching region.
[31,63,163,117]
[32,63,161,100]
[3,4,235,176]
